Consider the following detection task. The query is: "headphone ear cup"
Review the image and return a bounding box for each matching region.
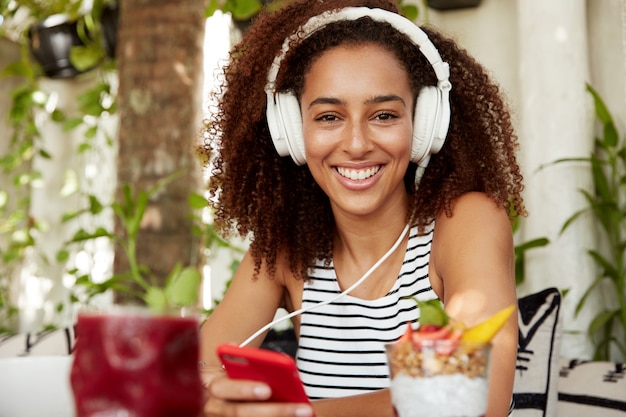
[267,92,306,165]
[267,93,291,158]
[411,86,440,164]
[276,92,306,165]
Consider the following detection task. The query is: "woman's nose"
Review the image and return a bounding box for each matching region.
[343,121,373,156]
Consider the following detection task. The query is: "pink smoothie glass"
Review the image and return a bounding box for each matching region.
[70,307,203,417]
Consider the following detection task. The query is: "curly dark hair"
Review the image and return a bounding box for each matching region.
[202,0,525,280]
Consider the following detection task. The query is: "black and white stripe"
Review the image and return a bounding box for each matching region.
[296,225,439,399]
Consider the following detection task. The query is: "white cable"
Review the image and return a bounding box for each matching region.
[239,224,410,347]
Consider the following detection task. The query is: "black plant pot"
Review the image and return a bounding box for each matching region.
[28,14,87,79]
[100,3,119,59]
[427,0,482,11]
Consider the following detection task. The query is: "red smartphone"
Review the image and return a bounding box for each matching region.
[217,343,310,403]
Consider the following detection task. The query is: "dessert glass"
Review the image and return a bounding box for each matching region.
[386,339,491,417]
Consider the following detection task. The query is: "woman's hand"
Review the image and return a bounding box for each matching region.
[203,373,315,417]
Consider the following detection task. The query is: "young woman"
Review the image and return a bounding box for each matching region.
[199,1,524,416]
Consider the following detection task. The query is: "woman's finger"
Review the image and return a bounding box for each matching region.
[209,377,272,401]
[204,399,314,417]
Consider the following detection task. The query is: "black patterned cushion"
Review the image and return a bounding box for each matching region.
[512,287,562,417]
[0,327,75,358]
[557,359,626,416]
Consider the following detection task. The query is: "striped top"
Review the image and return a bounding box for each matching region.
[296,224,440,399]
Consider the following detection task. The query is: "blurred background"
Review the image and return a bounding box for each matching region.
[0,0,624,362]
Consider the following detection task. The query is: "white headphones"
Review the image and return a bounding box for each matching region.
[265,6,452,172]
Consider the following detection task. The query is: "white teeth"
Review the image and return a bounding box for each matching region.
[336,166,381,180]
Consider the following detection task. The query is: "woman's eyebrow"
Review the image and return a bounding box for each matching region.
[307,94,406,109]
[365,94,406,106]
[308,96,344,109]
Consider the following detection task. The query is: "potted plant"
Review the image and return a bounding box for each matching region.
[1,0,118,77]
[552,85,626,362]
[27,13,92,78]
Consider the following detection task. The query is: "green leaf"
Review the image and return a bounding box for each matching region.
[67,227,112,243]
[604,121,619,148]
[38,149,52,159]
[231,0,262,20]
[69,44,103,72]
[205,0,222,17]
[574,273,605,316]
[400,4,419,21]
[586,84,613,127]
[2,61,27,78]
[588,309,618,335]
[588,250,619,282]
[50,109,66,122]
[417,299,449,327]
[559,206,589,234]
[590,154,612,203]
[165,266,202,307]
[77,143,92,153]
[88,195,104,214]
[188,192,208,210]
[56,249,70,262]
[514,237,550,253]
[84,125,98,139]
[143,287,169,312]
[63,117,84,131]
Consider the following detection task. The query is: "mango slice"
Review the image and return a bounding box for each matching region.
[461,304,515,343]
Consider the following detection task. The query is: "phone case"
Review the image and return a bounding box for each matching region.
[217,344,310,403]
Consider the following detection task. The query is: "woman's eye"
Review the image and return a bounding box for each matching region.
[316,113,339,122]
[374,112,398,121]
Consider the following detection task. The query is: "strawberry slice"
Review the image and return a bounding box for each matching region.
[433,329,462,355]
[412,325,452,343]
[397,322,414,342]
[419,324,442,333]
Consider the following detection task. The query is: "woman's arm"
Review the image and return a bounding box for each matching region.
[312,390,394,417]
[430,192,518,417]
[199,250,286,369]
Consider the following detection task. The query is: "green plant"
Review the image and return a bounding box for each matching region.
[554,84,626,361]
[0,0,118,333]
[205,0,266,21]
[0,0,84,23]
[204,0,423,26]
[512,217,550,286]
[59,173,203,314]
[0,44,53,334]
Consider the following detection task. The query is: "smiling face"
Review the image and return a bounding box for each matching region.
[300,43,414,221]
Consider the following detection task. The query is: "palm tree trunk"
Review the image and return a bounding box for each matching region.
[114,0,206,301]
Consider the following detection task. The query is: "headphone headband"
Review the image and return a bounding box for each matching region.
[266,7,451,93]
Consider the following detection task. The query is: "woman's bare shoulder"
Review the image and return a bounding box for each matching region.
[436,192,509,229]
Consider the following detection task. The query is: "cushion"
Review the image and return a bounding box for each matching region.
[557,358,626,416]
[0,327,75,358]
[512,287,562,417]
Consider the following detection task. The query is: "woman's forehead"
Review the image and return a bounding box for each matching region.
[301,44,413,100]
